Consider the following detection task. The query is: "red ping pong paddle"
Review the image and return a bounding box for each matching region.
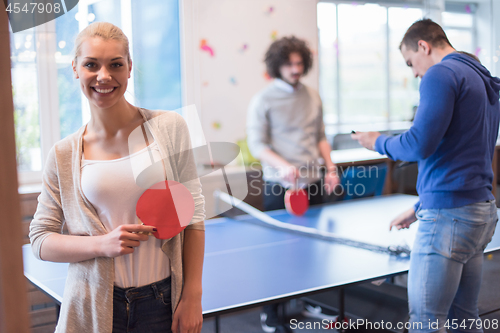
[136,180,195,239]
[284,188,309,216]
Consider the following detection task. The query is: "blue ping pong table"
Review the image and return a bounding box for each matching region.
[23,194,500,331]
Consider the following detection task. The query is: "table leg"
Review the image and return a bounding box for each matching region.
[383,160,395,195]
[56,303,60,321]
[339,288,346,332]
[215,316,220,333]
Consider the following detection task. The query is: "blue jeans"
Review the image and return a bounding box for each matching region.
[408,201,498,333]
[112,276,172,333]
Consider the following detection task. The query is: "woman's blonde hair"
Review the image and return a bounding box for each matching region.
[73,22,131,64]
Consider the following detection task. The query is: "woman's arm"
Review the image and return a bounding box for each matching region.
[181,228,205,297]
[171,228,205,333]
[39,224,157,262]
[30,144,157,263]
[167,113,205,332]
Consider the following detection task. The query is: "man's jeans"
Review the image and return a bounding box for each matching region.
[408,201,498,333]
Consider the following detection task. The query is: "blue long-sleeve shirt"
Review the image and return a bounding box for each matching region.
[375,53,500,210]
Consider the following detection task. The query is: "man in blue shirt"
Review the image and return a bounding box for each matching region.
[353,19,500,332]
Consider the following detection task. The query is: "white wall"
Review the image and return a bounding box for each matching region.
[182,0,319,145]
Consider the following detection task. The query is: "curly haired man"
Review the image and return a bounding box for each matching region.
[247,36,340,333]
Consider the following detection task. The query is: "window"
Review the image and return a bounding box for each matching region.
[131,0,182,110]
[11,28,42,173]
[337,3,387,125]
[389,7,423,123]
[56,4,82,139]
[11,0,182,184]
[442,10,475,55]
[317,2,337,125]
[318,2,423,137]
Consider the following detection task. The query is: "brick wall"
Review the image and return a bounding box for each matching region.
[20,192,58,332]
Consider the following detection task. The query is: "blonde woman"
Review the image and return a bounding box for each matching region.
[29,22,205,333]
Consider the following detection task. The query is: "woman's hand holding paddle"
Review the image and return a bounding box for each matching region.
[98,224,156,257]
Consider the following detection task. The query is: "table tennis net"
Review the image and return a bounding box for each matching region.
[214,190,411,257]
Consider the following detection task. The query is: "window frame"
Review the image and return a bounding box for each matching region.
[179,0,201,109]
[318,0,483,139]
[442,5,477,56]
[318,0,425,138]
[17,20,61,185]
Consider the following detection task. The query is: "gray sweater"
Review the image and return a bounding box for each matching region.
[29,108,205,333]
[246,79,326,187]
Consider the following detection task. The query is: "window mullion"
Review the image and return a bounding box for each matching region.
[386,6,390,130]
[473,15,478,58]
[335,3,341,133]
[121,0,135,105]
[35,20,60,169]
[77,2,90,124]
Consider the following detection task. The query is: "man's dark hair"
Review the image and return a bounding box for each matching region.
[400,19,453,51]
[264,36,313,78]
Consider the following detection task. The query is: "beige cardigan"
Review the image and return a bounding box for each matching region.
[29,109,205,333]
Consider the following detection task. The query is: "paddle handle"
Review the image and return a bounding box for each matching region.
[287,165,299,189]
[137,219,154,236]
